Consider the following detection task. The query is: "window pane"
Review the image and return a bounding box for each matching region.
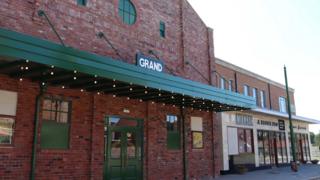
[59,112,69,123]
[43,99,52,110]
[167,115,178,132]
[281,133,287,163]
[42,110,51,120]
[60,102,69,112]
[109,117,137,127]
[111,131,122,158]
[258,131,265,165]
[0,118,14,144]
[245,129,253,153]
[238,129,246,153]
[127,132,136,158]
[263,131,270,164]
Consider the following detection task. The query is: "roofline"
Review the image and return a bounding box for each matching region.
[215,58,295,92]
[247,108,320,124]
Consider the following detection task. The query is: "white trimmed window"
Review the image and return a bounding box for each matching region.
[220,78,225,90]
[243,85,249,96]
[0,90,17,145]
[279,97,287,113]
[260,90,266,108]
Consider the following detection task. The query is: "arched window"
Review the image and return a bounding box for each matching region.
[118,0,137,25]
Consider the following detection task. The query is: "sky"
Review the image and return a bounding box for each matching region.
[187,0,320,133]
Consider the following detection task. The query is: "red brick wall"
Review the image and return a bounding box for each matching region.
[0,0,214,84]
[0,74,219,179]
[215,63,296,113]
[0,0,221,179]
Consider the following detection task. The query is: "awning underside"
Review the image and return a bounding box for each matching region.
[0,57,248,112]
[0,28,256,112]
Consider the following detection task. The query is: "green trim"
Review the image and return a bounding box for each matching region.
[0,28,256,108]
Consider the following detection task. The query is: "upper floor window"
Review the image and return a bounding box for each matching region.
[252,88,258,105]
[228,80,233,91]
[260,90,266,108]
[77,0,87,6]
[118,0,137,25]
[243,85,249,96]
[220,78,225,90]
[160,21,166,38]
[279,97,287,113]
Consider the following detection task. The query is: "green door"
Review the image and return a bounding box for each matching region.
[104,116,143,180]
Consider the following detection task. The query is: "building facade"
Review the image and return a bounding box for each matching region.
[0,1,257,180]
[215,59,318,173]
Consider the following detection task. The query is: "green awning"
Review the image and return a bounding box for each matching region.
[0,28,256,111]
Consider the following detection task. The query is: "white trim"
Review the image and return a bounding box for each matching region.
[248,108,320,124]
[216,58,295,92]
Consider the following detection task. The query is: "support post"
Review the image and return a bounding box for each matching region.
[284,66,298,172]
[30,83,46,180]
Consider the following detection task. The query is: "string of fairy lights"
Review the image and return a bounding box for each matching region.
[16,59,247,112]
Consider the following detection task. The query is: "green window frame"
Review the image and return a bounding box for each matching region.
[118,0,137,25]
[166,115,180,150]
[77,0,87,6]
[40,97,71,149]
[0,116,14,145]
[160,21,166,38]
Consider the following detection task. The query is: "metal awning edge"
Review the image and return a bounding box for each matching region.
[0,28,256,108]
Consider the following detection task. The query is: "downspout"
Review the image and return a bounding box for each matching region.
[234,72,238,93]
[180,106,188,180]
[30,83,45,180]
[267,83,272,109]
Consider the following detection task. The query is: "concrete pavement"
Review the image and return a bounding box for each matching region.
[215,164,320,180]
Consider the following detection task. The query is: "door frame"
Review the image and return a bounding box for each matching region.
[103,115,144,180]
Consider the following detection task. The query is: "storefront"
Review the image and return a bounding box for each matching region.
[220,109,317,173]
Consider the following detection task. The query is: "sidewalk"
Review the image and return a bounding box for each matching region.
[216,164,320,180]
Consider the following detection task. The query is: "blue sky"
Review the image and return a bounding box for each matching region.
[187,0,320,133]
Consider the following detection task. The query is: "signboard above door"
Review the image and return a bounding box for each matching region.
[136,53,164,73]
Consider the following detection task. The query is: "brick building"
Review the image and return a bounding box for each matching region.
[215,59,319,173]
[0,0,256,180]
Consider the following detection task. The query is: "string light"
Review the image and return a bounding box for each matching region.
[94,80,98,84]
[50,71,54,75]
[94,75,98,78]
[73,76,77,80]
[25,66,29,70]
[113,94,116,98]
[144,90,148,94]
[81,89,84,92]
[19,78,23,82]
[51,65,54,68]
[162,103,166,106]
[139,99,143,102]
[158,93,161,96]
[113,84,116,88]
[41,82,45,86]
[97,92,101,95]
[127,97,130,100]
[151,101,155,104]
[130,88,133,91]
[26,60,29,63]
[62,85,65,89]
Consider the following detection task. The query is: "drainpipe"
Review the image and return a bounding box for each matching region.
[180,106,188,180]
[234,72,238,93]
[30,83,45,180]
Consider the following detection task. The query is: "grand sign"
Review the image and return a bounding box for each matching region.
[136,53,164,73]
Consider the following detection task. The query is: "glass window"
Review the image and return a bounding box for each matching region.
[252,88,259,105]
[0,117,14,145]
[160,21,166,38]
[127,132,136,158]
[40,97,71,149]
[167,115,180,149]
[42,98,71,123]
[77,0,87,6]
[260,90,266,108]
[118,0,136,25]
[243,85,249,96]
[111,131,122,158]
[228,80,233,91]
[279,97,287,113]
[237,128,253,153]
[263,131,270,164]
[220,78,225,90]
[258,130,266,165]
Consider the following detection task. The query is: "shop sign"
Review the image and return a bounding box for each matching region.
[136,53,164,73]
[257,120,278,127]
[278,119,285,131]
